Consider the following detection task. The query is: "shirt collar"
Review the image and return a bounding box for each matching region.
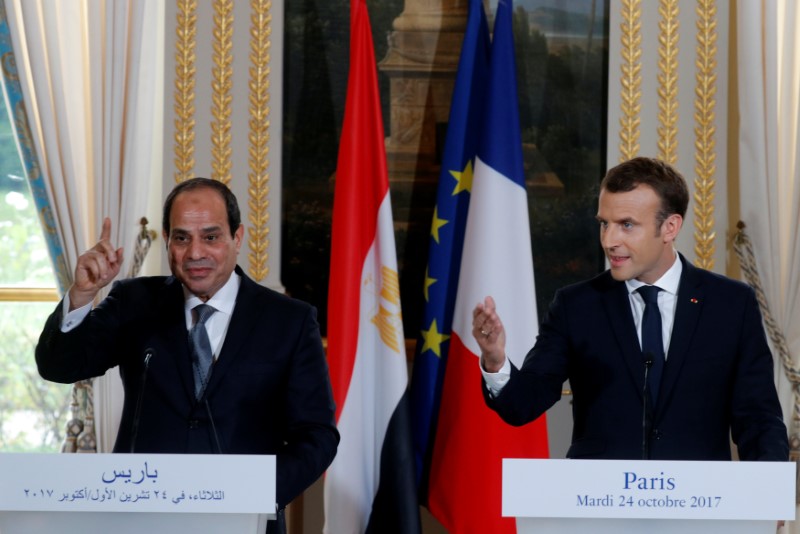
[625,251,682,296]
[183,270,241,316]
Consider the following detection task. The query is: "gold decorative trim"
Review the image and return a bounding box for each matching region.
[618,0,642,162]
[247,0,272,281]
[211,0,234,184]
[173,0,198,183]
[693,0,717,269]
[657,0,679,164]
[0,288,59,302]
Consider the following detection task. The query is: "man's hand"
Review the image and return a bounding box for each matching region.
[472,296,507,373]
[68,217,124,310]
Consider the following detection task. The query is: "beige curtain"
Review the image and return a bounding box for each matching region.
[737,0,800,526]
[6,0,165,452]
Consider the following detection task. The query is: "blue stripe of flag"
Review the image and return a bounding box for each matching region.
[410,0,490,494]
[478,0,526,188]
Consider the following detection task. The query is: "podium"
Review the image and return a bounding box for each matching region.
[503,459,796,534]
[0,453,275,534]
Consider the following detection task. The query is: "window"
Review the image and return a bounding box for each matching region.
[0,89,69,453]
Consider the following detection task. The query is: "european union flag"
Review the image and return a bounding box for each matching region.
[410,0,490,499]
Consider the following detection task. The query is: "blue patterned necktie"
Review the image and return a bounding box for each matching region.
[638,285,664,403]
[190,304,216,399]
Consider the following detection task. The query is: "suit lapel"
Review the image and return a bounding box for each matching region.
[155,277,197,401]
[655,256,704,411]
[600,275,648,398]
[203,269,261,398]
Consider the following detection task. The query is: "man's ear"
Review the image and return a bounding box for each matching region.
[662,213,683,243]
[234,224,244,250]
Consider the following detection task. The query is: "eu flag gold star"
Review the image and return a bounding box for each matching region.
[423,267,437,302]
[430,206,448,244]
[450,160,474,195]
[421,318,450,357]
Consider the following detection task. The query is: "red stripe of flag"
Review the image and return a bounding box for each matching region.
[327,0,389,421]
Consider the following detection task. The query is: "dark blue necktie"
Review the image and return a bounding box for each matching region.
[190,304,216,399]
[638,285,664,403]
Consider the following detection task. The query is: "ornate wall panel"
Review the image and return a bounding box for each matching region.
[608,0,728,273]
[164,0,283,288]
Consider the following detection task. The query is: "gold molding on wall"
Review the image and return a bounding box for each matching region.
[170,1,273,281]
[247,0,272,282]
[0,288,59,302]
[657,0,679,164]
[618,0,642,162]
[693,0,718,269]
[173,0,198,183]
[211,0,234,185]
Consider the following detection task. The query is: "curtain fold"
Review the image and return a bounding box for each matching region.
[5,0,164,452]
[737,1,800,524]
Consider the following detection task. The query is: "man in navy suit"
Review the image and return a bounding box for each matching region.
[36,178,338,533]
[473,157,788,461]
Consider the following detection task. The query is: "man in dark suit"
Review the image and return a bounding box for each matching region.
[36,178,339,533]
[473,157,788,461]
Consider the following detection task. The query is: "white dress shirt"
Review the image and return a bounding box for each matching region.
[183,273,240,360]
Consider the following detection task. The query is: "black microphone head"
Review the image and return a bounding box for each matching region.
[643,351,654,367]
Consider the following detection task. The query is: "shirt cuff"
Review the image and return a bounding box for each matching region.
[480,356,511,397]
[61,294,92,332]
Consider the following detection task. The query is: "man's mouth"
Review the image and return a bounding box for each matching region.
[608,254,629,267]
[184,263,213,277]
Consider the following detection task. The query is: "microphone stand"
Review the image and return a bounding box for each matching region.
[205,399,224,454]
[130,348,155,453]
[642,352,653,460]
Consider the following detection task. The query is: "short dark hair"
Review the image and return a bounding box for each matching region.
[600,157,689,224]
[162,177,241,237]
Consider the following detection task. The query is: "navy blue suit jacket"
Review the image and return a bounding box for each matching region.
[485,255,788,461]
[36,266,339,508]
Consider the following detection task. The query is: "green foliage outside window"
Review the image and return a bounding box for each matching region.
[0,90,69,453]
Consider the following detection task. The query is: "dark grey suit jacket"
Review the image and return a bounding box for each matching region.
[36,265,339,514]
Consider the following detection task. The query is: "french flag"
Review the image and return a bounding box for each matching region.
[323,1,420,532]
[426,1,549,532]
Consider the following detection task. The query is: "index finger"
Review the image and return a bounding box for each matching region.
[483,295,497,314]
[99,217,112,242]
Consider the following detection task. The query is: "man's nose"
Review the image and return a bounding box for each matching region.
[600,226,618,249]
[186,239,204,258]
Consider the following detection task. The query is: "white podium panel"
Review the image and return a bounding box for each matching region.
[503,459,795,534]
[0,453,275,534]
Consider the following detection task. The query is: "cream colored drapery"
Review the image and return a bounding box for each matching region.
[737,0,800,525]
[5,0,165,452]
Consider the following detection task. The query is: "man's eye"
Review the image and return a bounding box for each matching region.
[205,235,219,242]
[623,222,633,229]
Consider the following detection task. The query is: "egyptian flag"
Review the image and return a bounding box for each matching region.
[323,0,421,532]
[426,1,550,532]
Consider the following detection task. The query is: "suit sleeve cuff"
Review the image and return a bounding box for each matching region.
[60,295,92,332]
[480,357,511,397]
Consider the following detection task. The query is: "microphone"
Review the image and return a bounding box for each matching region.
[130,348,155,453]
[641,351,654,460]
[204,398,224,454]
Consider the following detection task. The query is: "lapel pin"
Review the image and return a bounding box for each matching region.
[690,298,698,304]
